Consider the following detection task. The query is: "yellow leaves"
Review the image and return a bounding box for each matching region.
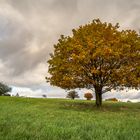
[47,18,140,90]
[63,76,71,81]
[71,53,77,59]
[91,68,100,74]
[104,47,113,56]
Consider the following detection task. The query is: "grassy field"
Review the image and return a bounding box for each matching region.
[0,97,140,140]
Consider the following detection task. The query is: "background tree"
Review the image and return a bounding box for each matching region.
[42,94,47,98]
[66,90,79,100]
[0,82,12,96]
[3,93,11,96]
[15,93,19,97]
[84,93,93,100]
[47,19,140,107]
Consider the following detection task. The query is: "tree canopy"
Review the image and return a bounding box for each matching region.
[46,19,140,107]
[0,82,12,96]
[66,90,79,100]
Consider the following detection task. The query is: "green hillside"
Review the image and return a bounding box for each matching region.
[0,97,140,140]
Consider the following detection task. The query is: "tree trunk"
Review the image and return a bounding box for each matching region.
[95,87,102,107]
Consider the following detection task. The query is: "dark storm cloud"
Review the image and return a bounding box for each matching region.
[0,0,79,76]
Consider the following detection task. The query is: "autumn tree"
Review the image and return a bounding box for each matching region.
[0,82,12,96]
[46,19,140,107]
[66,90,79,100]
[84,93,93,100]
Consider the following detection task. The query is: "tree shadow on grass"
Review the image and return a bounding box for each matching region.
[59,101,140,113]
[60,101,96,112]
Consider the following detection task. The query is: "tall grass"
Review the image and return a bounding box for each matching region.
[0,97,140,140]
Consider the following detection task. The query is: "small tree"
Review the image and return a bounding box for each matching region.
[105,98,118,102]
[66,90,79,100]
[0,82,12,96]
[84,93,93,100]
[42,94,47,98]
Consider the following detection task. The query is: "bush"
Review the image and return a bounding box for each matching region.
[0,82,12,96]
[42,94,47,98]
[66,90,79,100]
[84,93,93,100]
[105,98,118,102]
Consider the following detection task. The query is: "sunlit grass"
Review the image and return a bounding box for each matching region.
[0,97,140,140]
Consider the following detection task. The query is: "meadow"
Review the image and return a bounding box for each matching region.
[0,97,140,140]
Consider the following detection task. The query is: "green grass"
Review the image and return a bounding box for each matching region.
[0,97,140,140]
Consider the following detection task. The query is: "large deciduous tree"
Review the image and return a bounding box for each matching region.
[46,19,140,107]
[84,93,93,100]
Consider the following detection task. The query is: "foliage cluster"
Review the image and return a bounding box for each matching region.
[47,19,140,107]
[84,92,93,100]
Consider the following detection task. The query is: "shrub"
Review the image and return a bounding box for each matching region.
[105,98,118,102]
[42,94,47,98]
[66,90,79,100]
[84,93,93,100]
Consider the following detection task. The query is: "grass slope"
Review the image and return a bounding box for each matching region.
[0,97,140,140]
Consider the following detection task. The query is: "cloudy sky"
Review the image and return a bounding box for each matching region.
[0,0,140,101]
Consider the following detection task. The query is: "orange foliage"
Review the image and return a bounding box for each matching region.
[84,93,93,100]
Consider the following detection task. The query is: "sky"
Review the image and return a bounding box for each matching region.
[0,0,140,101]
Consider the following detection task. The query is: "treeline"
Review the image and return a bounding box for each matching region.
[0,82,11,96]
